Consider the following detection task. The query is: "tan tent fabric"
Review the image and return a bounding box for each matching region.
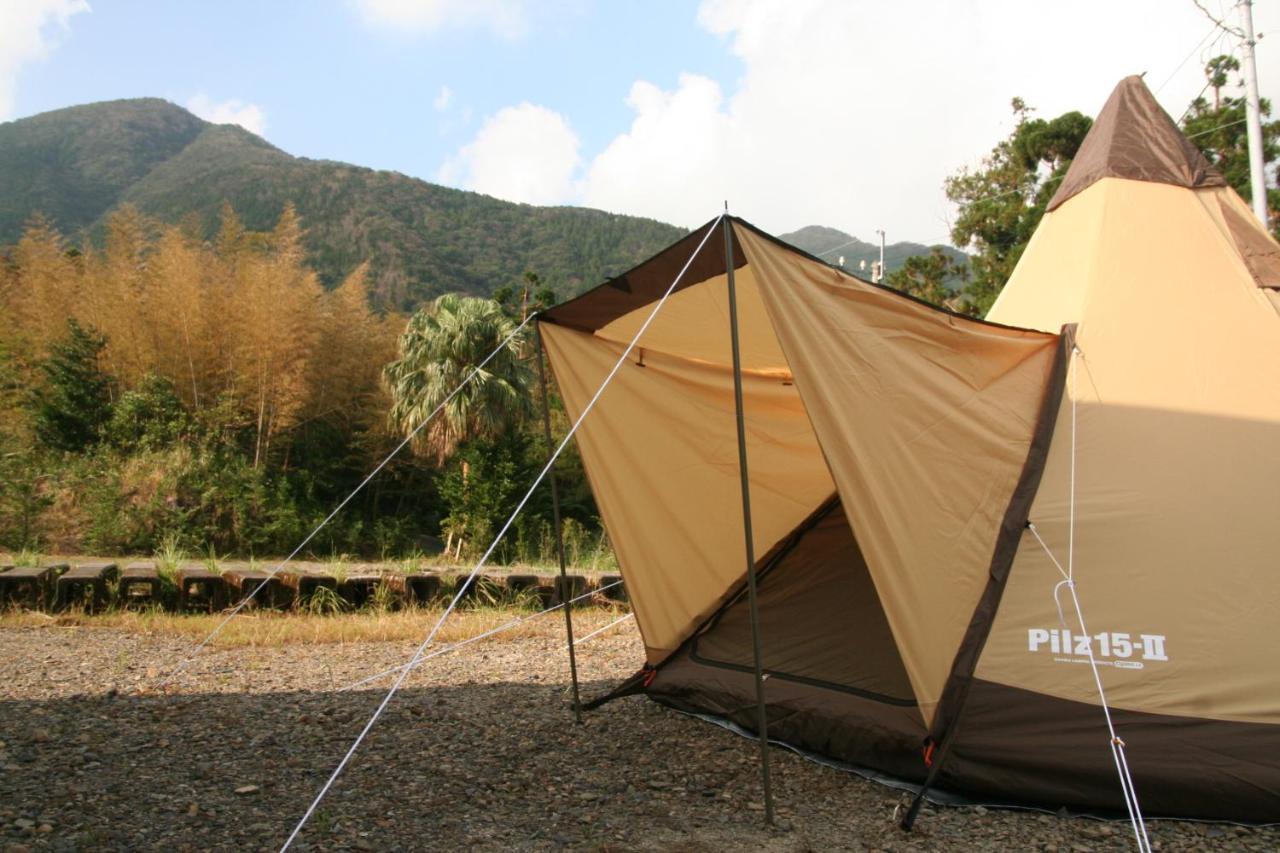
[1214,189,1280,290]
[540,317,834,662]
[1048,75,1224,211]
[541,76,1280,820]
[737,226,1059,724]
[981,176,1280,724]
[594,263,789,371]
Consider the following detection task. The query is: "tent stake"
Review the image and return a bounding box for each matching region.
[723,215,776,825]
[535,321,583,724]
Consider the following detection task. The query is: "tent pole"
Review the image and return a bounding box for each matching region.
[535,321,583,724]
[723,214,776,825]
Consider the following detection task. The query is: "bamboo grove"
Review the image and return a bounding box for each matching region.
[0,204,602,563]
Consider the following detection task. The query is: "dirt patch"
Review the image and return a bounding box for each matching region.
[0,623,1273,851]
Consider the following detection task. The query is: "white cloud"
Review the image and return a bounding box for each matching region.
[577,0,1280,244]
[353,0,528,39]
[427,1,1277,243]
[583,74,734,226]
[438,102,580,205]
[0,0,90,119]
[433,84,452,111]
[186,94,267,136]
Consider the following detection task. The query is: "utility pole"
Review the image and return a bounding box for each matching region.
[873,229,886,283]
[1239,0,1269,228]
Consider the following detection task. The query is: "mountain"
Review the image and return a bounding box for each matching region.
[777,224,969,281]
[0,99,684,309]
[0,99,966,309]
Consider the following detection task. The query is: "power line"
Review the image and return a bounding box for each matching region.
[1186,116,1248,139]
[1155,22,1226,94]
[1192,0,1244,38]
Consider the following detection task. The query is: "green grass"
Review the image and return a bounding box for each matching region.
[154,534,184,595]
[300,584,348,616]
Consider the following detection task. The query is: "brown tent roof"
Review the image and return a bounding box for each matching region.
[540,217,745,333]
[1048,75,1226,211]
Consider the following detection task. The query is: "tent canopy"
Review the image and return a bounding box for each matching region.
[541,221,1060,726]
[538,75,1280,821]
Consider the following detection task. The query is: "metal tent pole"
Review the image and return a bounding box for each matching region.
[723,213,776,825]
[535,321,583,724]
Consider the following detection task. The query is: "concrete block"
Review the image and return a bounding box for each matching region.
[176,567,227,612]
[0,566,55,610]
[450,573,479,602]
[279,571,337,606]
[56,561,118,612]
[386,573,441,605]
[119,562,162,608]
[222,570,293,609]
[551,574,587,606]
[506,573,554,606]
[598,574,628,603]
[337,574,384,609]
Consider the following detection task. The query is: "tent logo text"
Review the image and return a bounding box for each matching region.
[1027,629,1169,668]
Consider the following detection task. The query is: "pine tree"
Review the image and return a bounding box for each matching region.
[32,318,113,452]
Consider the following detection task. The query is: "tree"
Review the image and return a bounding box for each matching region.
[383,294,532,465]
[437,431,534,559]
[0,203,436,556]
[883,248,968,310]
[103,373,192,452]
[32,318,113,452]
[1182,55,1280,238]
[10,214,80,349]
[232,203,321,468]
[945,100,1092,315]
[492,270,558,323]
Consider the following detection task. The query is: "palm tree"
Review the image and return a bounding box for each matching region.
[383,294,532,464]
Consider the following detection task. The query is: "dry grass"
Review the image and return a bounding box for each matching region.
[0,604,631,649]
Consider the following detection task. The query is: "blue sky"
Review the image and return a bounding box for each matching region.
[9,2,739,178]
[4,1,1277,246]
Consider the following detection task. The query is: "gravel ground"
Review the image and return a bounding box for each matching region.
[0,623,1274,852]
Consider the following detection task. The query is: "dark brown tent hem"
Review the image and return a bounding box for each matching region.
[949,679,1280,823]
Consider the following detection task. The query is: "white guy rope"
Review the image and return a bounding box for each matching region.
[160,313,536,688]
[1026,523,1069,582]
[572,611,634,647]
[279,214,725,852]
[814,236,867,259]
[338,580,624,692]
[1027,531,1151,852]
[1028,347,1151,853]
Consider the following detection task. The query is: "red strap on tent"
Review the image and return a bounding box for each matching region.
[922,739,936,768]
[641,666,657,688]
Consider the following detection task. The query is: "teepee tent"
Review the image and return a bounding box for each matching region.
[537,76,1280,822]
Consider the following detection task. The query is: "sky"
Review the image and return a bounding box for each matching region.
[2,0,1277,248]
